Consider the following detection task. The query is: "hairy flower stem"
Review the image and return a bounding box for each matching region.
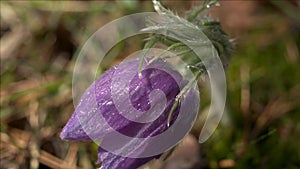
[146,0,233,69]
[187,0,220,22]
[167,70,202,127]
[163,49,192,60]
[139,38,158,75]
[149,43,185,63]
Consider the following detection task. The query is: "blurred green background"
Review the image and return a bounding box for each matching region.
[1,1,299,169]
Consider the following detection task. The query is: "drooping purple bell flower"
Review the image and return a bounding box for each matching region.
[60,57,198,169]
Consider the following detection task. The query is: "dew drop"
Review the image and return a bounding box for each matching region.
[105,101,113,106]
[138,72,142,78]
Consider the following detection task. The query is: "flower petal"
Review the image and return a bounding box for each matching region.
[60,68,115,141]
[97,147,161,169]
[61,58,182,141]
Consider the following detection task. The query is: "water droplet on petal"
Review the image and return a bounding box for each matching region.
[167,122,170,128]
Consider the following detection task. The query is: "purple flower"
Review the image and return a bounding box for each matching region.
[60,58,196,169]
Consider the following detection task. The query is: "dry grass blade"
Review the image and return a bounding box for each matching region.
[39,150,82,169]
